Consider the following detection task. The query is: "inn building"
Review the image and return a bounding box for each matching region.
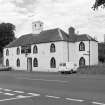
[3,21,98,72]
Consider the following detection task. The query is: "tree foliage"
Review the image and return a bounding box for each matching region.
[0,23,16,54]
[92,0,105,10]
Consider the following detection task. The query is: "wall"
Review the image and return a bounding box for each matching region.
[3,40,98,72]
[75,41,98,66]
[90,41,98,65]
[3,41,66,72]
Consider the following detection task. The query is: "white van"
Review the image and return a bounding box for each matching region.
[58,62,78,74]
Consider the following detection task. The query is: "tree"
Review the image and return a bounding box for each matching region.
[0,23,16,54]
[92,0,105,10]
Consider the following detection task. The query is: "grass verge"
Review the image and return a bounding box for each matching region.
[77,63,105,74]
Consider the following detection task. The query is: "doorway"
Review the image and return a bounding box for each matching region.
[27,58,32,72]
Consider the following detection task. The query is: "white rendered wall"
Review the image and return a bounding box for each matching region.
[3,40,98,72]
[90,41,98,65]
[75,41,98,66]
[3,41,66,72]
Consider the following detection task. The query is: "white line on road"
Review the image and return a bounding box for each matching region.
[3,89,12,91]
[13,91,24,93]
[65,98,84,102]
[0,95,34,102]
[17,95,32,98]
[45,95,60,99]
[92,102,105,105]
[4,93,15,96]
[17,77,68,83]
[0,88,2,90]
[27,93,40,96]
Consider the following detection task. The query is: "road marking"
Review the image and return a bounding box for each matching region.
[0,88,2,90]
[0,95,34,102]
[17,77,68,83]
[92,102,105,105]
[65,98,84,102]
[17,95,32,98]
[3,89,12,91]
[27,93,40,96]
[0,91,3,93]
[13,91,24,93]
[45,95,60,99]
[4,93,15,96]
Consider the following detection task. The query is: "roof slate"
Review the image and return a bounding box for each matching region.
[5,28,97,48]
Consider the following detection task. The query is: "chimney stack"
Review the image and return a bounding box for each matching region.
[68,27,75,35]
[32,21,43,34]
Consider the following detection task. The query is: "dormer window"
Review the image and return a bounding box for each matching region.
[79,42,85,51]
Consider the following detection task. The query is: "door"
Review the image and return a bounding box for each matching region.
[27,58,32,72]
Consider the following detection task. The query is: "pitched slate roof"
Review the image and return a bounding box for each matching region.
[68,33,97,42]
[5,28,69,48]
[5,28,97,48]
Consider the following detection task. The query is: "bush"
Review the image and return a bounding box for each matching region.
[0,67,12,71]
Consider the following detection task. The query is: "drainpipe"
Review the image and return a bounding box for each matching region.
[67,41,69,62]
[89,40,90,68]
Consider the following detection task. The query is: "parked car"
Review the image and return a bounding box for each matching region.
[58,62,78,74]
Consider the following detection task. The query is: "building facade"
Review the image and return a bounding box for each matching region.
[3,21,98,72]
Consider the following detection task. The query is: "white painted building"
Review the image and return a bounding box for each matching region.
[3,21,98,72]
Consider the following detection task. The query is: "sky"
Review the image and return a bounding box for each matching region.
[0,0,105,42]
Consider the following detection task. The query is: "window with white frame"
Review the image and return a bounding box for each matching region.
[50,43,56,53]
[33,45,38,54]
[17,47,20,55]
[33,58,38,67]
[6,59,9,67]
[6,49,9,56]
[79,42,85,51]
[17,58,20,67]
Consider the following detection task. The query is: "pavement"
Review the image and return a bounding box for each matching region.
[0,71,104,105]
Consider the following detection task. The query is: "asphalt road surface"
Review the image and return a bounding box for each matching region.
[0,71,104,105]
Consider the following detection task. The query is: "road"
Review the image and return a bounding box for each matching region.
[0,71,104,105]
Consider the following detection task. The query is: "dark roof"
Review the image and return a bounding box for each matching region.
[5,28,97,48]
[5,28,69,48]
[68,33,97,42]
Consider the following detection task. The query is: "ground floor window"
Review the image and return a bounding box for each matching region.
[6,59,9,67]
[17,59,20,67]
[33,58,38,67]
[79,57,85,67]
[50,57,56,68]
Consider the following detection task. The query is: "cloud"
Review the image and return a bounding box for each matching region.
[0,0,104,41]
